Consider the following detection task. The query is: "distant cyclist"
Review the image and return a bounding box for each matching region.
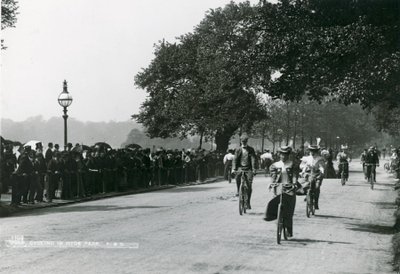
[360,148,368,179]
[300,145,325,210]
[365,146,379,183]
[336,145,351,181]
[232,134,256,209]
[260,149,273,176]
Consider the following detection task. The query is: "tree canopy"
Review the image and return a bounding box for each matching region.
[134,0,400,149]
[1,0,19,50]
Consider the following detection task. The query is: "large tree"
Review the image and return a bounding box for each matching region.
[1,0,19,50]
[254,0,399,109]
[134,2,266,152]
[135,0,400,147]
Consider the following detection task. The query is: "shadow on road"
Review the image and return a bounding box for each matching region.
[247,212,265,216]
[163,186,222,193]
[371,201,396,209]
[346,223,395,235]
[14,205,168,217]
[375,182,395,187]
[315,214,360,221]
[288,238,353,245]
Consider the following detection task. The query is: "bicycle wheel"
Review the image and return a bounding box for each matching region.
[369,172,374,190]
[238,185,244,215]
[283,225,288,240]
[341,171,345,186]
[243,190,247,214]
[306,192,311,218]
[277,203,283,244]
[311,193,315,215]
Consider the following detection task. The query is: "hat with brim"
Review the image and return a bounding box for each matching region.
[278,146,292,154]
[308,145,320,151]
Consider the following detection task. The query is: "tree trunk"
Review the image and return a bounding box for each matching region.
[198,131,204,149]
[293,114,297,149]
[261,127,265,152]
[215,127,236,152]
[286,102,291,145]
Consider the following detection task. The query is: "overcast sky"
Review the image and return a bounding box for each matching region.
[1,0,264,123]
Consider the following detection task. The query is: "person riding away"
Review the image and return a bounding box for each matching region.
[360,148,368,179]
[260,149,273,176]
[300,145,325,210]
[337,145,351,181]
[365,146,379,183]
[266,146,297,237]
[232,134,256,209]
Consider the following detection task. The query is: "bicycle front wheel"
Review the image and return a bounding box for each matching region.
[239,186,244,215]
[277,204,283,244]
[370,175,374,190]
[341,172,345,186]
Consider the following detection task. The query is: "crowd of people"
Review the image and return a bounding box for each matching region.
[0,141,226,205]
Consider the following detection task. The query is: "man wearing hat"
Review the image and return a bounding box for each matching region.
[233,134,256,209]
[300,145,325,209]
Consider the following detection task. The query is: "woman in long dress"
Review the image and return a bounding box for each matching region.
[266,146,297,237]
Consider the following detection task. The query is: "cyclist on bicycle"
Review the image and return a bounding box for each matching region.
[267,146,297,237]
[337,145,351,181]
[232,134,256,209]
[260,149,273,176]
[365,146,379,183]
[360,148,368,179]
[300,145,325,209]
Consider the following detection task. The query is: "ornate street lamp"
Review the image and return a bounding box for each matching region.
[58,80,73,150]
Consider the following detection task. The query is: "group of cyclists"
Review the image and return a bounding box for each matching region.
[226,134,386,242]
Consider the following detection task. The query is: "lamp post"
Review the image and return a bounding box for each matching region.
[58,80,73,150]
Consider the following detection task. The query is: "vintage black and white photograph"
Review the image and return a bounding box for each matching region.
[1,0,400,273]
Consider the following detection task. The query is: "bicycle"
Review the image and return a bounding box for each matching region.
[338,162,349,186]
[270,182,295,244]
[276,189,288,244]
[237,170,250,215]
[365,163,377,190]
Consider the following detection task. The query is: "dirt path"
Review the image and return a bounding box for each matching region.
[0,160,396,273]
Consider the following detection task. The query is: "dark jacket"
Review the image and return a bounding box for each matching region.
[233,146,256,171]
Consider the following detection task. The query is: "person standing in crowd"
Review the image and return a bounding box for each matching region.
[3,144,17,194]
[66,143,73,152]
[31,151,46,203]
[54,144,60,154]
[223,149,234,183]
[47,152,60,202]
[45,143,54,164]
[233,134,256,209]
[12,146,34,205]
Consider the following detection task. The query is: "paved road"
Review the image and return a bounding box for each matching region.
[0,161,397,274]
